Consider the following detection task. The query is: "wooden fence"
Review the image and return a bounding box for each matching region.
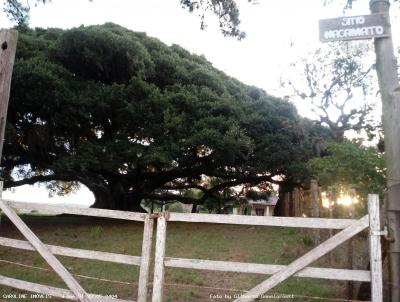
[0,195,384,301]
[0,198,154,302]
[281,180,321,218]
[151,194,384,302]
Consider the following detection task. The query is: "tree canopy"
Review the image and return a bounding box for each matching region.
[282,43,378,143]
[2,23,328,210]
[308,141,386,200]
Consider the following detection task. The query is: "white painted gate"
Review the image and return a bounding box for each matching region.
[0,194,384,301]
[150,194,384,302]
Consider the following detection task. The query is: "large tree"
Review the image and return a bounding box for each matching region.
[1,24,324,211]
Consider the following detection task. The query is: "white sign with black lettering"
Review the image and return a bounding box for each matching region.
[319,13,390,42]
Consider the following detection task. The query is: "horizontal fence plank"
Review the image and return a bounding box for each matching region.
[0,275,133,302]
[0,237,141,266]
[2,200,146,221]
[164,257,371,282]
[168,213,357,229]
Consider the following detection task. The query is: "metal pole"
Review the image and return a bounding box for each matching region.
[369,1,400,301]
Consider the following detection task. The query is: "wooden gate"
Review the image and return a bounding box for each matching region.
[151,194,384,302]
[0,194,385,302]
[0,196,154,302]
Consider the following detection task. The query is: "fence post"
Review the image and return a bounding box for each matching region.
[368,194,383,302]
[311,180,320,244]
[293,188,300,217]
[152,215,167,302]
[299,189,304,216]
[138,215,154,302]
[284,192,290,217]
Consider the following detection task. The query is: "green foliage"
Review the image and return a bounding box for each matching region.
[3,24,324,210]
[166,202,185,213]
[180,0,246,39]
[3,0,31,26]
[245,190,271,200]
[308,141,386,199]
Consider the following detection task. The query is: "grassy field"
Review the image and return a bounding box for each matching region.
[0,214,360,301]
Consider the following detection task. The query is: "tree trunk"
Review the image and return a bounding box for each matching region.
[88,181,145,212]
[275,181,295,216]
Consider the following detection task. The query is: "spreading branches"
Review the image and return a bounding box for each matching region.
[3,0,48,26]
[282,43,378,142]
[3,0,30,25]
[180,0,250,39]
[147,173,279,206]
[3,173,72,188]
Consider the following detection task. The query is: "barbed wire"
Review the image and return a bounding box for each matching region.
[0,258,371,302]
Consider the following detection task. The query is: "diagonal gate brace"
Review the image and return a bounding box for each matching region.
[0,199,91,302]
[234,215,370,302]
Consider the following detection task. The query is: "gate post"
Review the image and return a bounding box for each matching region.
[0,29,18,164]
[368,194,383,302]
[152,215,167,302]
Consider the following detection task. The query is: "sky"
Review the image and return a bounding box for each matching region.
[1,0,399,206]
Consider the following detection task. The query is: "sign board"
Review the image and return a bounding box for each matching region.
[319,13,390,42]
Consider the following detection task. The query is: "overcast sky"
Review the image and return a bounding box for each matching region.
[1,0,399,205]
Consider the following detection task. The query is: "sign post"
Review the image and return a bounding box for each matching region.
[320,2,399,301]
[369,1,400,302]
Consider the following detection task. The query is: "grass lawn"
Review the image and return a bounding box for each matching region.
[0,214,355,301]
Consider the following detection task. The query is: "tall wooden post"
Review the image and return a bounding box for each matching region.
[0,30,17,226]
[283,192,290,217]
[369,1,400,301]
[0,29,18,165]
[293,187,300,217]
[310,180,320,244]
[299,189,304,216]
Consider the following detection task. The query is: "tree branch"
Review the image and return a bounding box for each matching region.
[162,183,207,192]
[3,174,74,188]
[144,193,198,204]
